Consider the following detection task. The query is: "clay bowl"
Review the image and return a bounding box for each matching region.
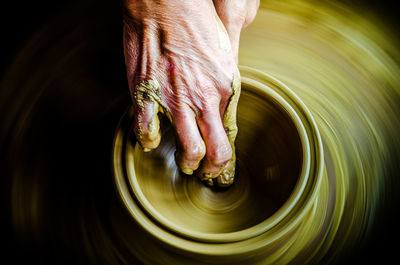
[113,66,323,262]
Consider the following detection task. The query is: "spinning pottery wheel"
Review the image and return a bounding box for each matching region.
[2,1,400,264]
[113,66,324,264]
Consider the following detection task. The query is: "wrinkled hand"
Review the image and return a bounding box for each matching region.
[123,0,259,186]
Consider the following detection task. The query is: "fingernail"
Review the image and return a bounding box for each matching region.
[181,168,193,175]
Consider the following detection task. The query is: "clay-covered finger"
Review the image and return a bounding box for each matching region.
[173,106,206,175]
[198,107,233,182]
[215,74,241,186]
[134,100,161,151]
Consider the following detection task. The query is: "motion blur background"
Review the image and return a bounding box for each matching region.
[1,0,399,264]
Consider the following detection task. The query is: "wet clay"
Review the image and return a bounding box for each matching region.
[122,73,304,237]
[215,15,232,52]
[134,79,171,150]
[4,1,400,264]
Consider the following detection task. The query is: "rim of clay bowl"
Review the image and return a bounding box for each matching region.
[113,65,323,252]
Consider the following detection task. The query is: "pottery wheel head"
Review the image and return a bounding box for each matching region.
[113,68,313,242]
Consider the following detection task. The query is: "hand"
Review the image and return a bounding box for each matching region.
[123,0,258,186]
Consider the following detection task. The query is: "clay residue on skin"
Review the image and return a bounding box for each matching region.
[215,15,232,52]
[134,79,172,121]
[134,79,163,109]
[134,79,171,150]
[136,77,241,187]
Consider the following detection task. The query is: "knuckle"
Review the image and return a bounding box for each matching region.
[208,143,232,166]
[200,102,218,117]
[183,142,206,161]
[215,71,236,98]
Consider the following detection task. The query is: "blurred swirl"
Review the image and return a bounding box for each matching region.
[1,0,400,264]
[239,2,400,263]
[126,85,302,235]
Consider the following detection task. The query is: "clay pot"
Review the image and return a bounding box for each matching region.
[112,66,323,264]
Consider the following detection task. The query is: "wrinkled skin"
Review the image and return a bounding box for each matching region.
[123,0,259,186]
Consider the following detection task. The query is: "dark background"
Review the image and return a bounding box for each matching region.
[0,0,399,74]
[1,0,399,264]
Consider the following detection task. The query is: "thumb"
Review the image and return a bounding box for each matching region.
[213,2,244,62]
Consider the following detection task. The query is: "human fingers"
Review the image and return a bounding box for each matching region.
[197,104,233,185]
[173,105,206,175]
